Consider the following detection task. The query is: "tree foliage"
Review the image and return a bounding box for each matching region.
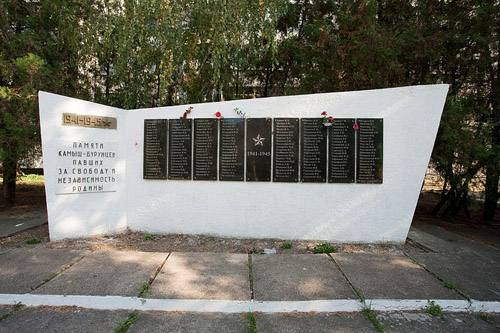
[0,0,498,220]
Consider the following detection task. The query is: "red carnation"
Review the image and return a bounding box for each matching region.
[183,112,187,119]
[328,116,333,121]
[215,111,221,118]
[321,111,327,115]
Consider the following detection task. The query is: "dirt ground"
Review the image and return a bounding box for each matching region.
[0,182,498,253]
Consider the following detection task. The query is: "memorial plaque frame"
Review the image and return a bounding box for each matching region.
[273,118,299,183]
[219,118,245,181]
[168,119,192,180]
[328,118,355,183]
[246,118,272,182]
[194,118,218,181]
[300,118,327,183]
[143,119,168,179]
[356,118,383,184]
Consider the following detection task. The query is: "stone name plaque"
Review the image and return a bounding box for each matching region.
[143,119,167,179]
[168,119,192,180]
[219,118,244,181]
[273,118,299,182]
[301,118,327,182]
[194,119,218,180]
[246,118,272,181]
[356,118,383,183]
[63,113,117,129]
[56,141,118,194]
[329,118,355,183]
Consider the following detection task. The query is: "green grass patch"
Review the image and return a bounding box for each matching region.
[26,237,42,244]
[0,303,24,322]
[423,300,445,319]
[443,281,458,291]
[137,282,152,297]
[18,174,45,185]
[478,312,496,325]
[114,312,138,333]
[280,241,292,249]
[143,233,156,241]
[362,307,384,332]
[246,312,258,333]
[312,243,338,254]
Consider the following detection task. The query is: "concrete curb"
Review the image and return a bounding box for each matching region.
[0,294,499,313]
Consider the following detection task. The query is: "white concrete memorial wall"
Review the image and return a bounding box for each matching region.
[39,85,448,242]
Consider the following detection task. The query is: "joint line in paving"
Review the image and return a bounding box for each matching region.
[248,254,254,300]
[406,237,436,253]
[326,253,365,302]
[31,252,89,291]
[138,252,171,297]
[403,252,471,304]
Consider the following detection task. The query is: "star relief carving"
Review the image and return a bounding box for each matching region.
[253,134,265,146]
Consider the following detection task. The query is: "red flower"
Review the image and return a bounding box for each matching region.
[353,123,359,130]
[321,111,327,115]
[215,111,221,118]
[328,116,333,121]
[183,112,187,119]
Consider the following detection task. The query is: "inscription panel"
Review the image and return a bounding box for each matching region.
[300,118,327,183]
[144,119,167,179]
[273,118,299,182]
[219,118,244,181]
[356,118,383,183]
[168,119,192,180]
[246,118,272,181]
[56,141,118,194]
[194,119,218,180]
[329,118,355,183]
[62,113,117,129]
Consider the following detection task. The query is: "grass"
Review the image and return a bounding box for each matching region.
[249,248,264,254]
[246,313,258,333]
[443,281,458,291]
[0,303,24,322]
[18,174,44,185]
[114,312,138,333]
[478,312,496,325]
[361,307,384,332]
[143,233,156,241]
[312,243,338,254]
[26,237,42,244]
[423,300,445,319]
[414,261,425,268]
[137,282,152,297]
[280,241,292,249]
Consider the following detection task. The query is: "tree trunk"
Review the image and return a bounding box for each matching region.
[2,154,17,207]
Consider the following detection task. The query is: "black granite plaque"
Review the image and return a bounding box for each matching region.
[329,118,355,183]
[300,118,327,182]
[246,118,272,181]
[219,118,244,181]
[356,118,383,183]
[143,119,167,179]
[168,119,192,180]
[193,118,218,180]
[273,118,299,182]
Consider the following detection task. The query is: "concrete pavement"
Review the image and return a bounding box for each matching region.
[0,223,499,332]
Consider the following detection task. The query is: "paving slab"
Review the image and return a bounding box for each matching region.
[127,312,247,333]
[409,251,500,301]
[252,254,357,301]
[332,253,460,300]
[256,313,375,333]
[150,252,250,300]
[0,248,88,293]
[415,224,500,263]
[0,307,129,333]
[0,306,10,318]
[378,312,498,333]
[408,228,464,253]
[34,251,167,296]
[0,209,47,237]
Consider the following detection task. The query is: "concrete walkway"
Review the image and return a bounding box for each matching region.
[0,209,47,238]
[0,224,499,332]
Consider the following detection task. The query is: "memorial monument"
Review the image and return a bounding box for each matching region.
[39,85,448,242]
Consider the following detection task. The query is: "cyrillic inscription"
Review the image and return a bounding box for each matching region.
[194,119,218,180]
[144,119,167,179]
[273,118,299,182]
[168,119,192,180]
[329,118,355,183]
[219,118,244,181]
[301,118,327,183]
[356,118,383,183]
